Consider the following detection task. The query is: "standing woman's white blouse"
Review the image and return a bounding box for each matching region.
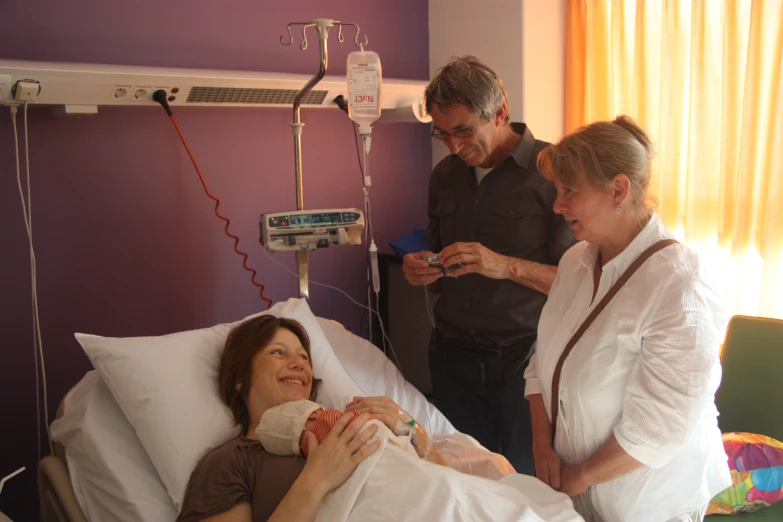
[524,213,731,522]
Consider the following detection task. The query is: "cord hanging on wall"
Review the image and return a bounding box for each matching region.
[151,91,273,309]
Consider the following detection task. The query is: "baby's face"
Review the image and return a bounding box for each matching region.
[300,408,366,457]
[303,409,322,432]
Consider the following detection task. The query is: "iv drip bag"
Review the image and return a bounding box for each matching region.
[347,50,382,133]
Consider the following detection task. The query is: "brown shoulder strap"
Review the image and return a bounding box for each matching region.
[549,238,679,438]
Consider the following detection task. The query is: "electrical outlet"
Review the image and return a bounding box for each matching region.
[0,74,12,101]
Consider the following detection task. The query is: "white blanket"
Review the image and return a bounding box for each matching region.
[316,421,584,522]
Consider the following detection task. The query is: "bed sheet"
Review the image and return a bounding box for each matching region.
[316,419,582,522]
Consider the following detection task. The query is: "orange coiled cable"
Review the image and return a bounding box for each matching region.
[166,114,273,309]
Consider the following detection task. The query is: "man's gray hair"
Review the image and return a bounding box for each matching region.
[425,55,510,123]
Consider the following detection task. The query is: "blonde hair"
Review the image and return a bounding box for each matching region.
[538,115,655,209]
[425,55,510,124]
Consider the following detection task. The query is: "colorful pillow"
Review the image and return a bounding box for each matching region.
[707,432,783,515]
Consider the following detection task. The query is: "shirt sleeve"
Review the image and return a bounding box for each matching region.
[177,441,253,522]
[613,264,725,469]
[523,348,541,397]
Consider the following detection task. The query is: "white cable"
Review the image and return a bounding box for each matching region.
[362,141,375,243]
[361,136,373,342]
[262,247,402,370]
[25,103,52,456]
[21,106,39,415]
[360,136,389,358]
[0,466,26,497]
[365,198,387,357]
[11,105,39,463]
[351,123,393,364]
[24,103,52,455]
[366,273,372,342]
[365,200,372,343]
[24,102,31,227]
[353,122,373,343]
[12,104,51,460]
[374,290,401,370]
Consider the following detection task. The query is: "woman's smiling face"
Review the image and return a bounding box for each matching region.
[245,327,314,417]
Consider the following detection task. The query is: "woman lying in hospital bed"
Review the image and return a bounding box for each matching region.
[51,298,582,521]
[177,313,581,522]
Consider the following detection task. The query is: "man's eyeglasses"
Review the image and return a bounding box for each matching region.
[431,119,481,141]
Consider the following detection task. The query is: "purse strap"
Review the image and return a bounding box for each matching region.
[549,238,679,438]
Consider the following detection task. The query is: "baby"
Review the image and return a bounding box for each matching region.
[255,399,375,457]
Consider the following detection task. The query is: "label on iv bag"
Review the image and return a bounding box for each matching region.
[349,64,379,110]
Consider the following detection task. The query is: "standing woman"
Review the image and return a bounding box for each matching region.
[524,116,731,522]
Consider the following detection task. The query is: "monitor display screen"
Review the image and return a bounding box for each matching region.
[289,214,311,226]
[310,212,341,225]
[286,212,342,227]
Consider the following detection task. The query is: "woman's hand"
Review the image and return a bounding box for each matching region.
[559,464,590,497]
[298,413,380,497]
[345,396,406,432]
[533,442,562,490]
[346,396,450,466]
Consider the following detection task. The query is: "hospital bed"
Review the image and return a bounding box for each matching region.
[38,299,580,522]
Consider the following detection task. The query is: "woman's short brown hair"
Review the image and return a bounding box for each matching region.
[218,315,321,435]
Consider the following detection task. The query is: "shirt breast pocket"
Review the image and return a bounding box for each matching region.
[486,201,547,253]
[436,190,460,246]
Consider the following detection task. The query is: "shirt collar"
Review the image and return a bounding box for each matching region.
[578,212,670,280]
[509,122,536,169]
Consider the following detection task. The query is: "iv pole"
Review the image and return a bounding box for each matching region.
[281,18,368,300]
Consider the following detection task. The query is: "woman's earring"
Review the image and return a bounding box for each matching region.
[616,205,623,212]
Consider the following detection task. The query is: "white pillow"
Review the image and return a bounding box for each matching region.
[50,371,179,522]
[77,298,363,510]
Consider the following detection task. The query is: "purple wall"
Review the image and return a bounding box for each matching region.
[0,1,430,519]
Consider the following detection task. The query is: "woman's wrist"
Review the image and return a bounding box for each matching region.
[532,434,553,452]
[577,461,593,488]
[409,423,434,458]
[528,394,554,451]
[295,468,330,501]
[394,411,416,434]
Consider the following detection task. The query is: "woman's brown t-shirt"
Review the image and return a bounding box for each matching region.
[177,437,306,522]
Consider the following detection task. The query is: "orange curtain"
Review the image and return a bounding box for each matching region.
[565,0,783,320]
